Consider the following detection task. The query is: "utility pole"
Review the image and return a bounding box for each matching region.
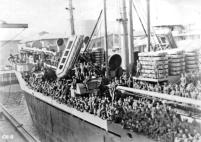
[128,0,134,74]
[103,0,109,78]
[147,0,151,51]
[66,0,75,35]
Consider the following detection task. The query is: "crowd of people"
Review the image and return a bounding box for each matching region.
[22,60,201,142]
[114,71,201,100]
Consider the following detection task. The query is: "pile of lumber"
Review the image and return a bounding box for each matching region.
[138,51,168,79]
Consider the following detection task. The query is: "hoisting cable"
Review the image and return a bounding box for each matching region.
[132,2,147,36]
[83,10,103,53]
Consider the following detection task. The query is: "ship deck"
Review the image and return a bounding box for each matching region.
[14,70,155,142]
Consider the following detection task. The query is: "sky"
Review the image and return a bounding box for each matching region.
[0,0,201,40]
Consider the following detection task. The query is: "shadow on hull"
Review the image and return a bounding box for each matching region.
[24,92,121,142]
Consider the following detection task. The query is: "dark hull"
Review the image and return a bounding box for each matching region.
[23,91,120,142]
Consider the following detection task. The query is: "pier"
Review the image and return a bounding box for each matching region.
[0,104,39,142]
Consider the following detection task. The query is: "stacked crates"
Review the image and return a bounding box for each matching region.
[138,52,168,79]
[92,48,104,67]
[198,49,201,71]
[193,48,201,72]
[168,50,185,76]
[185,51,198,73]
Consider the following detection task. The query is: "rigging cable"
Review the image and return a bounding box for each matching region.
[132,2,147,36]
[137,0,162,49]
[134,0,162,50]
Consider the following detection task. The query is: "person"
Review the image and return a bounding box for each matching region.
[83,75,90,91]
[80,62,85,77]
[154,82,161,92]
[163,82,169,94]
[154,63,159,79]
[72,76,77,90]
[136,60,142,77]
[180,73,187,88]
[109,80,116,104]
[73,65,80,80]
[127,73,133,87]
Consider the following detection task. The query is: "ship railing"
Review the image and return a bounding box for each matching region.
[44,59,58,69]
[117,86,201,109]
[14,71,109,130]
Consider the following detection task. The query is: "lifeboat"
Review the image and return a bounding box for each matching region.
[56,35,84,78]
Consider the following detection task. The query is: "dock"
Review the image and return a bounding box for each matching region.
[0,104,40,142]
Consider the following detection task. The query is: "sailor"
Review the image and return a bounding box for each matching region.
[101,63,106,76]
[73,64,80,79]
[83,75,90,91]
[154,63,159,79]
[136,60,142,77]
[163,82,169,94]
[80,62,85,76]
[180,73,187,88]
[72,76,77,90]
[114,77,120,86]
[170,87,176,96]
[127,73,133,87]
[154,82,161,92]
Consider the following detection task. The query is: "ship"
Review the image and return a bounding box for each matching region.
[1,0,201,142]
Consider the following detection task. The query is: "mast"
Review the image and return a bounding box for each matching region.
[103,0,109,77]
[66,0,75,35]
[147,0,151,51]
[119,0,129,72]
[128,0,134,74]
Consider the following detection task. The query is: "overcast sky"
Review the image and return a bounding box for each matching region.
[0,0,201,40]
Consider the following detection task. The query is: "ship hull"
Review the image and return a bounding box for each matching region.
[23,91,121,142]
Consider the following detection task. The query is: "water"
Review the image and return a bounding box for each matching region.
[0,84,40,141]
